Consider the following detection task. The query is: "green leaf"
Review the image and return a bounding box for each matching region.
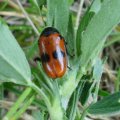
[75,0,100,57]
[26,40,38,59]
[93,58,103,81]
[65,15,75,58]
[90,0,101,13]
[98,89,110,97]
[88,92,120,116]
[35,0,46,7]
[92,58,103,102]
[67,81,85,120]
[33,110,45,120]
[0,22,31,85]
[68,0,74,5]
[47,0,55,26]
[80,0,120,66]
[54,0,69,36]
[29,0,46,10]
[30,0,40,9]
[104,33,120,47]
[80,58,103,105]
[47,0,69,36]
[79,80,93,105]
[115,68,120,92]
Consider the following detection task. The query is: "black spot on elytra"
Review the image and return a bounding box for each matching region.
[52,50,65,59]
[41,53,50,63]
[52,51,58,59]
[40,27,59,37]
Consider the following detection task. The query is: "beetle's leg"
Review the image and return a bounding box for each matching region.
[67,65,72,70]
[34,57,41,62]
[65,42,75,57]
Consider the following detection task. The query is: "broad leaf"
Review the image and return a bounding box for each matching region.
[80,0,120,66]
[88,92,120,116]
[47,0,69,37]
[54,0,69,37]
[75,0,103,57]
[0,22,31,85]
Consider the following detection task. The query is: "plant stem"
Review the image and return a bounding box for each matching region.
[4,87,32,119]
[49,98,64,120]
[30,83,51,108]
[115,69,120,92]
[31,83,63,120]
[80,107,88,120]
[11,95,35,120]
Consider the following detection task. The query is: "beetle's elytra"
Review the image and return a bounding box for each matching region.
[38,27,67,79]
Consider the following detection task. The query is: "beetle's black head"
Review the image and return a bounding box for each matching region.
[40,27,60,37]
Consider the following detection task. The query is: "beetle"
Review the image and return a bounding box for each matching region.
[38,27,67,79]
